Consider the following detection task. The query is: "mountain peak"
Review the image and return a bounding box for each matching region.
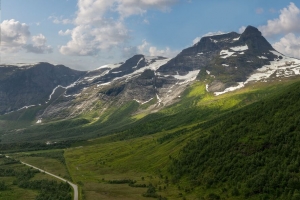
[241,25,262,37]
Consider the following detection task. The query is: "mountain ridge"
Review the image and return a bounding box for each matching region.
[1,25,300,138]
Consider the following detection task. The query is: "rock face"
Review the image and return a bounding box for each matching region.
[0,63,85,114]
[1,25,300,122]
[158,26,277,91]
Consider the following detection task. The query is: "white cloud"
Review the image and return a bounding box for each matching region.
[256,8,264,14]
[115,0,178,18]
[1,19,30,52]
[24,34,53,54]
[60,21,128,56]
[59,0,179,56]
[238,26,246,34]
[202,31,225,37]
[49,16,72,24]
[192,37,201,45]
[0,19,52,54]
[259,2,300,36]
[58,29,72,36]
[273,33,300,59]
[192,31,225,45]
[137,40,178,58]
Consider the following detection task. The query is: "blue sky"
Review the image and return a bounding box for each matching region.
[1,0,300,70]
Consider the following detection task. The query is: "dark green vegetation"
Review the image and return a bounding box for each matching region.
[3,78,300,199]
[0,155,72,200]
[168,80,300,199]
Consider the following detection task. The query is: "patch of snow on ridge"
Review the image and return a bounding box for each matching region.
[230,45,248,51]
[142,98,154,105]
[174,70,200,80]
[206,70,210,75]
[17,105,36,111]
[222,64,229,67]
[233,37,240,41]
[85,70,109,81]
[214,51,300,96]
[220,50,235,59]
[36,119,42,124]
[214,82,244,96]
[97,82,111,87]
[206,84,209,92]
[96,63,121,70]
[258,56,268,59]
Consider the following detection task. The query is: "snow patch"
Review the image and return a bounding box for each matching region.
[214,82,244,96]
[174,70,200,81]
[220,50,235,59]
[17,105,36,111]
[97,82,111,87]
[215,51,300,96]
[36,119,42,124]
[233,37,240,41]
[142,98,154,105]
[206,70,210,75]
[206,84,209,92]
[258,56,268,59]
[222,64,229,67]
[230,45,248,51]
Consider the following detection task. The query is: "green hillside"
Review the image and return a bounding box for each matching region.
[62,78,300,199]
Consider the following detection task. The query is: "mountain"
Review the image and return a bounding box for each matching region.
[0,62,85,115]
[3,25,300,200]
[159,26,300,93]
[1,25,300,142]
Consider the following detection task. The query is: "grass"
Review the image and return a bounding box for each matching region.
[64,125,204,200]
[11,149,72,181]
[0,155,70,200]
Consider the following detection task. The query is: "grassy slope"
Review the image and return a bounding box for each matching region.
[0,155,70,200]
[63,78,300,200]
[170,79,300,199]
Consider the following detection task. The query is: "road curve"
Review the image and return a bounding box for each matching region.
[21,161,78,200]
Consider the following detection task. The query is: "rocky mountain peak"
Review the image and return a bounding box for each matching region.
[240,25,274,51]
[241,25,261,37]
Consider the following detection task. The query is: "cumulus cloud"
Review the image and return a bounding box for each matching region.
[58,29,73,36]
[192,31,226,45]
[259,2,300,36]
[273,33,300,59]
[116,0,178,18]
[1,19,52,54]
[137,40,178,58]
[24,34,53,54]
[59,0,179,56]
[192,37,201,45]
[238,26,246,34]
[49,16,72,24]
[1,19,30,52]
[60,21,128,56]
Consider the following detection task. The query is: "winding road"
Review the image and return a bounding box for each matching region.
[21,161,78,200]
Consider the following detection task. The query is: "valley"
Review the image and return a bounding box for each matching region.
[1,25,300,199]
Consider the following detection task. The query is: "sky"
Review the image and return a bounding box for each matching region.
[1,0,300,71]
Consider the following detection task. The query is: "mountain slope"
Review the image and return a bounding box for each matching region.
[169,79,300,199]
[0,62,85,115]
[1,25,300,144]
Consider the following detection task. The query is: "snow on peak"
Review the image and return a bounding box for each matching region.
[257,56,268,59]
[220,50,235,59]
[214,51,300,96]
[230,45,248,51]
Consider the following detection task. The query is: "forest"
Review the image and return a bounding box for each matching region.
[169,81,300,199]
